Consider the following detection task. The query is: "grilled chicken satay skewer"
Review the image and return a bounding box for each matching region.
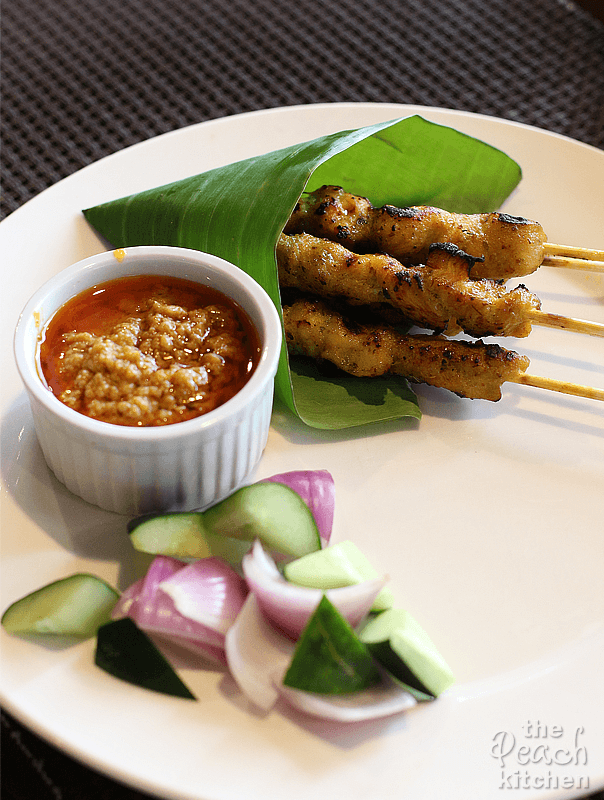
[277,234,604,340]
[283,296,604,403]
[284,295,528,400]
[284,185,604,280]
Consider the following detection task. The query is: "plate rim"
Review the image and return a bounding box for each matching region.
[1,101,603,800]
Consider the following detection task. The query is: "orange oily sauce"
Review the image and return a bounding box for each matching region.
[39,275,261,427]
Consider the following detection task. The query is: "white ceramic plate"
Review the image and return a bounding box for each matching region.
[1,104,603,800]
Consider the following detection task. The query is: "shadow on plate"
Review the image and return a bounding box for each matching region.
[0,393,138,589]
[217,670,415,751]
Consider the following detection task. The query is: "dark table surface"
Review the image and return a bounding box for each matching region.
[1,0,603,798]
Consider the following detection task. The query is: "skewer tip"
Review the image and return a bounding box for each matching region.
[512,373,604,402]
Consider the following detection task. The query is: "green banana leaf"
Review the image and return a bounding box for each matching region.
[83,114,522,430]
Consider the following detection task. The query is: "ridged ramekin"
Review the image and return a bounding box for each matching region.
[14,246,282,516]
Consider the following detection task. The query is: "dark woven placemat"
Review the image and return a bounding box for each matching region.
[1,0,604,797]
[1,708,157,800]
[1,0,603,219]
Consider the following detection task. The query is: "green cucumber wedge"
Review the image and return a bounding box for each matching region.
[283,540,394,612]
[358,608,455,698]
[283,595,381,694]
[95,618,195,699]
[202,482,321,558]
[1,574,119,639]
[128,511,250,565]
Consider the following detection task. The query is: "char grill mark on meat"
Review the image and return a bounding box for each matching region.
[284,185,548,280]
[282,296,529,401]
[277,233,541,338]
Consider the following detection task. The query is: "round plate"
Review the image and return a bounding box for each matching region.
[1,103,603,800]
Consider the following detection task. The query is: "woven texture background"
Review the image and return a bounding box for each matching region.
[2,0,603,219]
[1,0,604,798]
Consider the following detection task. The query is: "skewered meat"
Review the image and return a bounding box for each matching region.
[283,295,530,401]
[284,185,548,280]
[277,233,541,338]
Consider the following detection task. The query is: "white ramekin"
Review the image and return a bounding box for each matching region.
[14,246,282,516]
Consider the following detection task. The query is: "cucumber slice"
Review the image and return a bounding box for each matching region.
[283,540,394,612]
[283,595,380,694]
[202,482,321,558]
[95,618,196,699]
[1,574,119,639]
[358,608,454,698]
[128,512,251,565]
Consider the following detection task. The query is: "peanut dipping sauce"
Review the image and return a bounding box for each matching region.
[39,274,261,427]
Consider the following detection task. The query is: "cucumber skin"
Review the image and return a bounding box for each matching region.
[202,483,321,557]
[283,595,381,694]
[95,618,196,700]
[1,574,119,639]
[359,609,454,698]
[365,639,435,699]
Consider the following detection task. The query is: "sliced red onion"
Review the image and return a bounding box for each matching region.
[242,540,386,639]
[111,576,144,619]
[150,632,227,667]
[121,556,225,650]
[278,671,417,722]
[225,577,416,722]
[262,470,335,543]
[111,558,182,622]
[158,558,248,635]
[225,593,295,712]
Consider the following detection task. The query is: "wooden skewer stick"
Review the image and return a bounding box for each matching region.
[541,243,604,273]
[541,255,604,272]
[529,310,604,338]
[543,243,604,260]
[511,373,604,402]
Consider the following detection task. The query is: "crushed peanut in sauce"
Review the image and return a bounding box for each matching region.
[39,275,260,426]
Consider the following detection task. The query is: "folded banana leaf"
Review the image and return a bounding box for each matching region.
[83,115,522,430]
